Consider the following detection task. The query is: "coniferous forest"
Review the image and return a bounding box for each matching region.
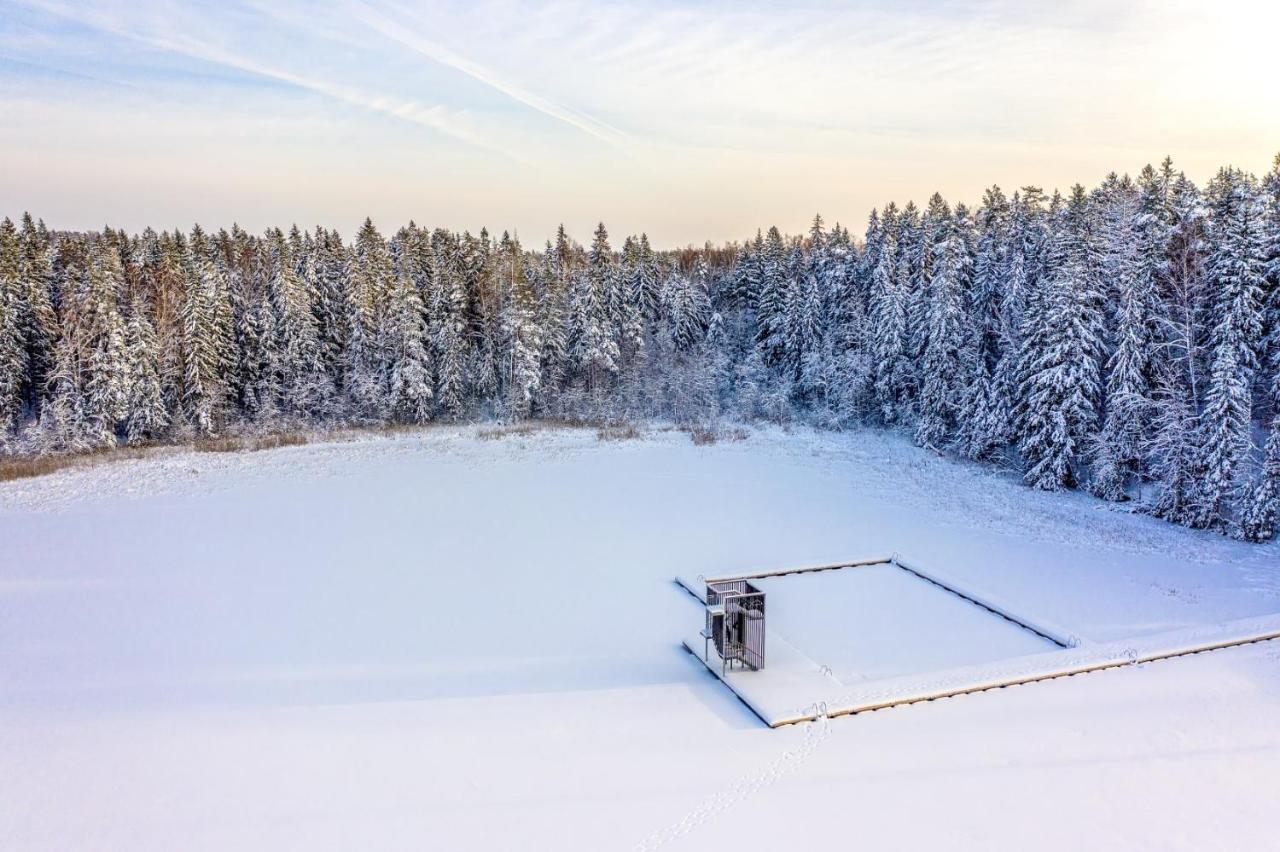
[1,156,1279,540]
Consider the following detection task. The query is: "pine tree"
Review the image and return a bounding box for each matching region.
[432,230,469,418]
[755,226,789,363]
[1017,188,1105,489]
[267,230,332,419]
[957,187,1011,459]
[40,334,88,454]
[307,228,351,389]
[386,264,433,424]
[182,227,231,434]
[1146,374,1202,522]
[534,245,568,416]
[661,266,710,351]
[346,218,394,422]
[500,238,543,419]
[915,199,971,448]
[80,235,130,446]
[868,221,909,423]
[1240,349,1280,541]
[18,213,57,409]
[568,223,619,393]
[1092,178,1158,500]
[1190,169,1267,531]
[123,293,169,444]
[0,218,26,442]
[629,233,660,320]
[1260,154,1280,412]
[893,202,923,413]
[730,231,764,310]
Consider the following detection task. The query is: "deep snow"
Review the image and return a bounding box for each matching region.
[2,424,1278,850]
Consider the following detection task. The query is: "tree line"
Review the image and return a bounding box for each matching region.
[0,155,1278,540]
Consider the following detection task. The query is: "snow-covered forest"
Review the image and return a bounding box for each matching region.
[1,156,1278,540]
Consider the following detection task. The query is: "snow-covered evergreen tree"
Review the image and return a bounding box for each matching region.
[181,228,232,435]
[0,218,26,442]
[1240,338,1280,541]
[123,293,169,444]
[957,187,1011,460]
[1189,169,1267,531]
[267,229,332,419]
[499,235,543,420]
[385,263,432,424]
[533,245,568,416]
[79,235,130,446]
[755,226,790,364]
[868,212,910,424]
[1260,154,1280,412]
[346,218,394,422]
[915,199,971,448]
[17,213,57,409]
[661,265,710,351]
[1017,187,1105,490]
[1092,177,1158,500]
[568,223,619,393]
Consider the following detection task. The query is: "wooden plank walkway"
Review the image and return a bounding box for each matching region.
[678,555,1280,727]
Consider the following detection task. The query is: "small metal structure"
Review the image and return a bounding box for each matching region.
[702,579,766,674]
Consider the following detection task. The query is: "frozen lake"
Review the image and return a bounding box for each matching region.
[2,424,1278,851]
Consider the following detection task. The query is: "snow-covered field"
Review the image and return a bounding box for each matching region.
[2,424,1278,851]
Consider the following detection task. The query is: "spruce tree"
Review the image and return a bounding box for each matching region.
[1190,169,1267,531]
[80,235,130,446]
[755,226,789,363]
[1240,352,1280,541]
[18,213,57,408]
[868,220,909,423]
[1017,187,1104,490]
[534,245,568,415]
[267,230,331,418]
[123,293,169,444]
[568,223,619,393]
[916,199,971,448]
[432,230,469,418]
[386,265,433,424]
[1092,179,1157,500]
[500,237,543,419]
[957,188,1011,460]
[182,227,231,434]
[347,218,394,422]
[1260,154,1280,411]
[0,218,26,442]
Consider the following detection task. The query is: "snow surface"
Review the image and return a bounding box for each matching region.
[754,564,1058,682]
[2,424,1279,850]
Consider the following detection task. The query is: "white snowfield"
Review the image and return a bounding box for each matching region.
[2,424,1279,851]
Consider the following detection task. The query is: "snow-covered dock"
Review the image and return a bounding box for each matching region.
[680,557,1280,727]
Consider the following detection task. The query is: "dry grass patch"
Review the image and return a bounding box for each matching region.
[596,422,642,442]
[0,445,156,483]
[0,455,77,482]
[685,424,749,446]
[194,432,310,454]
[478,423,539,441]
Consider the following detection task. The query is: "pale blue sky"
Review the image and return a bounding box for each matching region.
[1,0,1277,245]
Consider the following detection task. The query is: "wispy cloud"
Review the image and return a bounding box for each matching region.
[1,0,1276,244]
[10,0,528,161]
[345,0,627,147]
